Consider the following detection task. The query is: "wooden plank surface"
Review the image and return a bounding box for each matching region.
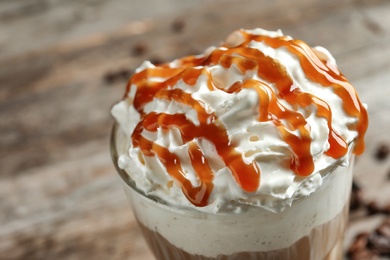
[1,0,390,259]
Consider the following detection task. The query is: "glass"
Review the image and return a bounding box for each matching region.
[110,123,353,260]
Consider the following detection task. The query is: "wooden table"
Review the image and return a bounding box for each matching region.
[1,0,390,259]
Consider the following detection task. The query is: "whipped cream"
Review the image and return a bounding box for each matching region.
[112,28,368,213]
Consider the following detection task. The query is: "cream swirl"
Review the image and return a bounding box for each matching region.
[112,28,368,213]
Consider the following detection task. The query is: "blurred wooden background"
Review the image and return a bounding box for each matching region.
[1,0,390,259]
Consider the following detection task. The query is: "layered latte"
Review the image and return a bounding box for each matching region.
[111,28,368,259]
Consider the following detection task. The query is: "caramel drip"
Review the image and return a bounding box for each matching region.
[213,46,348,163]
[131,68,260,205]
[228,80,314,175]
[125,30,368,207]
[132,112,260,206]
[240,31,368,155]
[128,67,184,112]
[155,88,214,124]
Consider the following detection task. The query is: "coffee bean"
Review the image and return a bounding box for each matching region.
[132,43,148,56]
[375,143,389,161]
[367,201,382,215]
[103,69,132,83]
[376,221,390,239]
[383,204,390,215]
[347,232,370,256]
[171,18,185,33]
[349,249,378,260]
[368,231,390,255]
[350,181,364,211]
[352,180,361,192]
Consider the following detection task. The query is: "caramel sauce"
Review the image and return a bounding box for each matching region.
[240,31,368,155]
[132,112,260,206]
[126,30,368,207]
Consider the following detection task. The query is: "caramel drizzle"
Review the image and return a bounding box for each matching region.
[239,31,368,155]
[227,80,315,176]
[126,31,368,207]
[132,110,260,206]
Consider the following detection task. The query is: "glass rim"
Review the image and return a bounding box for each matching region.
[110,122,168,205]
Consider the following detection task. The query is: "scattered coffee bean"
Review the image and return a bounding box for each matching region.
[366,202,390,216]
[349,249,378,260]
[347,173,390,258]
[368,226,390,255]
[376,219,390,239]
[350,181,364,211]
[132,42,148,56]
[384,204,390,215]
[375,143,389,161]
[367,201,382,215]
[352,180,361,192]
[103,69,132,83]
[171,18,185,33]
[348,219,390,258]
[347,232,369,257]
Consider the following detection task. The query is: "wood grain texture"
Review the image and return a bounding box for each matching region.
[1,0,389,259]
